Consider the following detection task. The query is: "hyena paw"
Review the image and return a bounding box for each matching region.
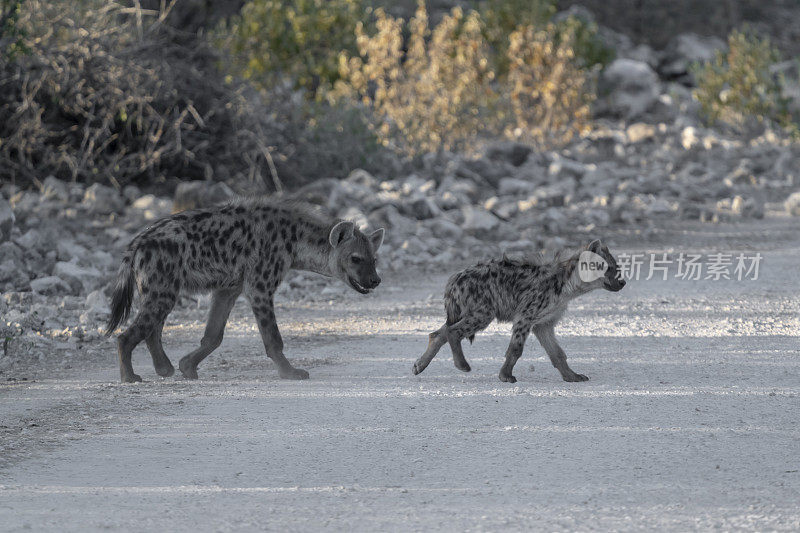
[155,363,175,378]
[563,372,589,382]
[498,372,517,383]
[453,360,471,372]
[279,367,310,380]
[178,358,198,380]
[121,373,142,384]
[411,361,426,375]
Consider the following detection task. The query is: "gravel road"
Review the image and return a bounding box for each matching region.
[1,219,799,532]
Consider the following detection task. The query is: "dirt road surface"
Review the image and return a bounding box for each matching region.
[1,220,799,531]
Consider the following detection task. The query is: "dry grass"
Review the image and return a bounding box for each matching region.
[0,0,288,190]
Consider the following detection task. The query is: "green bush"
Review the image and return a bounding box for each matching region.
[693,29,796,132]
[0,0,28,59]
[217,0,370,97]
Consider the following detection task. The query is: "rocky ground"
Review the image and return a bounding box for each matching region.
[2,103,800,373]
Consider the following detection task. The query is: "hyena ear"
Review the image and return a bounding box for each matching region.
[329,221,355,248]
[587,239,602,253]
[369,228,385,252]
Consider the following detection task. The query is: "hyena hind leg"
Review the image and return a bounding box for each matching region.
[448,331,471,372]
[498,320,532,384]
[447,313,493,372]
[412,325,448,375]
[117,298,175,383]
[145,322,174,377]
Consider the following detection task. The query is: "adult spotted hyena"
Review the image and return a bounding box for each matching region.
[105,198,384,383]
[412,240,625,383]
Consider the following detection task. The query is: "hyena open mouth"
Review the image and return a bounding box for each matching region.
[348,276,372,294]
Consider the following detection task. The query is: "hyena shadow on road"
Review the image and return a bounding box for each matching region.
[105,198,385,383]
[413,240,626,383]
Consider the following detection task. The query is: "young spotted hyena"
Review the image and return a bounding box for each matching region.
[105,198,384,383]
[412,240,625,383]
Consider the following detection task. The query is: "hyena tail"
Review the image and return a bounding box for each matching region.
[104,252,135,337]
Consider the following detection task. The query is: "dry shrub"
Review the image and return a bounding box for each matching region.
[0,0,286,190]
[505,22,594,146]
[335,0,593,156]
[693,29,797,133]
[336,3,498,154]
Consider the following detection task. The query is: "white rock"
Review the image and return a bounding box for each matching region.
[30,276,71,295]
[548,156,589,179]
[431,249,456,265]
[57,240,90,263]
[338,206,369,230]
[15,228,41,250]
[41,176,70,202]
[626,123,657,143]
[426,218,463,240]
[400,236,428,255]
[681,126,699,150]
[85,289,108,313]
[600,59,661,119]
[498,177,536,196]
[83,183,124,214]
[53,261,103,293]
[543,207,567,230]
[461,206,500,236]
[784,191,800,216]
[647,198,676,215]
[622,44,659,69]
[345,169,377,188]
[131,194,158,210]
[368,205,417,238]
[80,289,110,325]
[90,249,115,270]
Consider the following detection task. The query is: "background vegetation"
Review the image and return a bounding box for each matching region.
[0,0,798,190]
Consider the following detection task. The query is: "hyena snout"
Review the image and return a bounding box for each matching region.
[366,273,381,289]
[605,277,626,292]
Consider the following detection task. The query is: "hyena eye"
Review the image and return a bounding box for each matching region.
[351,256,363,265]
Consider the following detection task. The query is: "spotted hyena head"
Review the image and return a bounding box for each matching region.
[582,239,626,292]
[328,221,385,294]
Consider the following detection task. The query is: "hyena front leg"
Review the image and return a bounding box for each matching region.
[178,287,241,380]
[412,325,448,375]
[247,292,309,380]
[146,321,174,377]
[498,320,532,383]
[117,295,176,383]
[533,323,588,382]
